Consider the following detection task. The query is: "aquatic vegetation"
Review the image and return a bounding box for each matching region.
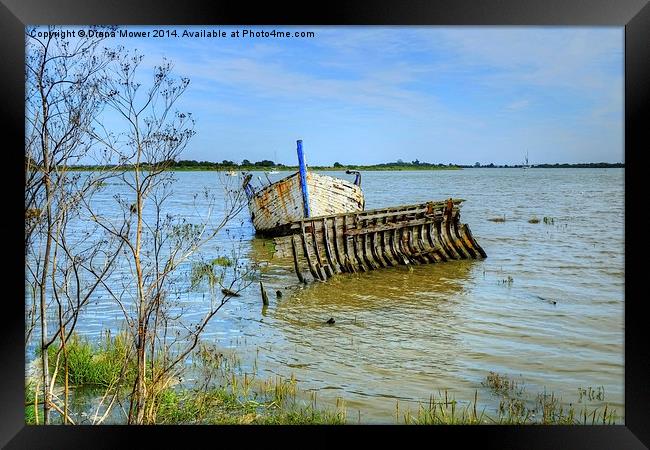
[27,339,621,425]
[498,276,514,286]
[483,371,524,397]
[543,216,555,225]
[578,386,605,402]
[488,215,506,222]
[42,331,135,388]
[212,256,233,267]
[528,216,540,224]
[397,373,618,425]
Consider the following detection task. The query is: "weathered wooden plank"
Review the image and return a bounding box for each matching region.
[343,215,359,272]
[282,200,463,229]
[383,227,399,266]
[406,225,427,264]
[291,235,306,283]
[332,216,348,273]
[321,217,341,273]
[426,222,447,262]
[343,216,440,236]
[462,223,487,258]
[363,233,379,269]
[422,223,442,262]
[391,227,409,265]
[414,224,434,263]
[437,219,460,260]
[353,234,369,272]
[446,217,469,259]
[451,219,476,258]
[300,223,321,280]
[370,230,388,268]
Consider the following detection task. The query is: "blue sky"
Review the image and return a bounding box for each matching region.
[40,26,624,165]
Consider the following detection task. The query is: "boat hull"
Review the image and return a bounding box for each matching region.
[247,172,364,235]
[272,199,486,282]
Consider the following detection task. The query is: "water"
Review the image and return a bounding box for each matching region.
[28,168,625,423]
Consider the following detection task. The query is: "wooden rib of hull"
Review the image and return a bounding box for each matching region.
[273,199,487,282]
[247,171,364,235]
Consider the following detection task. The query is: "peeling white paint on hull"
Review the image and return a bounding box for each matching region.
[247,172,364,235]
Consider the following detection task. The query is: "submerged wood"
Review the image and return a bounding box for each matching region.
[273,199,486,282]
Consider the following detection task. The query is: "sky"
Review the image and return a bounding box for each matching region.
[33,26,624,166]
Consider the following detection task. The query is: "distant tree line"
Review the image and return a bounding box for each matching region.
[464,162,625,168]
[173,159,284,168]
[65,158,625,171]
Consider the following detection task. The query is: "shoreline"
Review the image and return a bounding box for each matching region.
[64,165,624,172]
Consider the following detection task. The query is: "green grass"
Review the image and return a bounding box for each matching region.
[28,338,620,425]
[155,386,346,424]
[45,331,135,388]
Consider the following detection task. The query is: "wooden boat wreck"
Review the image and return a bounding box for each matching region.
[242,140,364,236]
[272,198,487,282]
[242,139,486,282]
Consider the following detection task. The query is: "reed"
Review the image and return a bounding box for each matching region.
[28,339,621,425]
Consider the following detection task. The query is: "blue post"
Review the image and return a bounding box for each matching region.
[297,140,310,218]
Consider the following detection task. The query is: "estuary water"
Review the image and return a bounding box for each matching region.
[33,168,625,423]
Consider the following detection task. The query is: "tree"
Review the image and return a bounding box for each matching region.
[254,160,274,167]
[474,162,481,168]
[25,25,123,424]
[241,159,251,166]
[333,162,343,168]
[92,52,251,424]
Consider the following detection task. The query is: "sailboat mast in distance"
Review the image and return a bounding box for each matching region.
[523,151,530,169]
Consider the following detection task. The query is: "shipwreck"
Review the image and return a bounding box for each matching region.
[243,140,486,282]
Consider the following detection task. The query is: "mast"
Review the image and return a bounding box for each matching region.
[296,140,311,218]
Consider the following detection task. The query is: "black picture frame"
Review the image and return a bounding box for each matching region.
[1,0,647,448]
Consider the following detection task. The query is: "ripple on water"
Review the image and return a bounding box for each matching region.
[50,169,624,422]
